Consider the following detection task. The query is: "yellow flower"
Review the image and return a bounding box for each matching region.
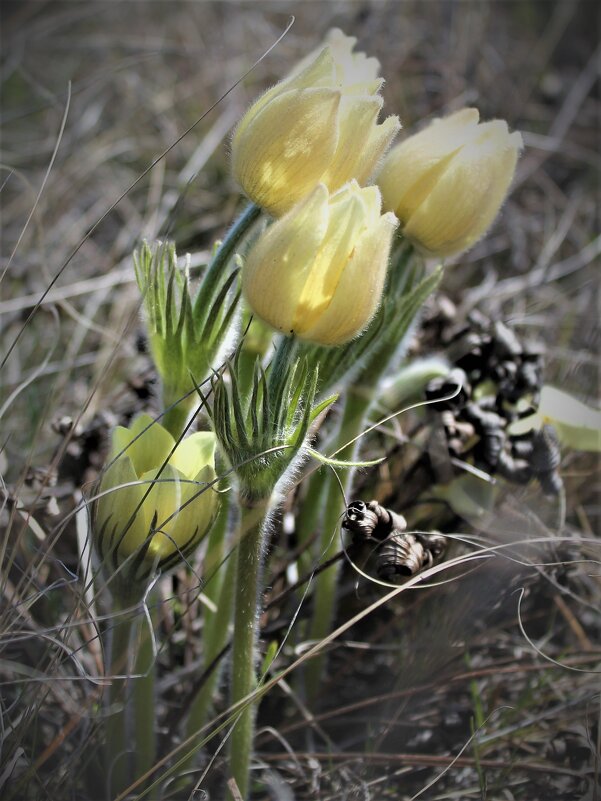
[377,108,523,258]
[95,414,218,579]
[232,29,400,217]
[242,181,399,345]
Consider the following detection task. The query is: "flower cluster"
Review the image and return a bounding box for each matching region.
[233,30,523,347]
[94,27,523,588]
[91,27,528,801]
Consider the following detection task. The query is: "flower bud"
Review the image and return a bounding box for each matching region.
[232,29,400,217]
[134,241,241,437]
[242,181,399,345]
[377,108,523,258]
[95,414,219,582]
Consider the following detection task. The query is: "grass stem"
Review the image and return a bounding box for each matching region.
[304,388,372,702]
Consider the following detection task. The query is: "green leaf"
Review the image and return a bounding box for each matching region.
[259,640,279,678]
[308,393,338,425]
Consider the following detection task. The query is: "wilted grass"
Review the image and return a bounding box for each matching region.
[1,2,599,799]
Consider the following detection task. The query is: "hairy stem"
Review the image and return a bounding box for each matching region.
[194,202,261,320]
[183,498,235,773]
[228,496,271,801]
[106,604,136,797]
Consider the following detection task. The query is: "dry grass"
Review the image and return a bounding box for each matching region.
[1,2,599,799]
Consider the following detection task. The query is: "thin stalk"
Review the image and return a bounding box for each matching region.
[304,388,372,703]
[185,554,236,760]
[107,604,136,797]
[294,465,327,578]
[132,591,158,783]
[194,202,261,321]
[183,497,234,768]
[228,496,271,801]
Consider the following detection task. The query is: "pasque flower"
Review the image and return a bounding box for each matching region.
[377,108,523,258]
[232,29,400,217]
[242,180,399,345]
[95,414,219,580]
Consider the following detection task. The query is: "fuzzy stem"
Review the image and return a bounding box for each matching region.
[304,387,372,703]
[132,592,158,784]
[106,604,136,797]
[194,202,261,319]
[228,496,271,801]
[183,498,234,772]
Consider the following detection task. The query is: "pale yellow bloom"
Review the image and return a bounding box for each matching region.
[232,29,400,217]
[242,181,399,345]
[377,108,523,258]
[95,414,218,576]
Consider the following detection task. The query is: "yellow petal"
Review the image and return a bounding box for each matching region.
[404,122,520,256]
[112,413,175,477]
[242,185,330,333]
[319,96,381,190]
[238,47,336,143]
[302,211,398,344]
[139,464,183,560]
[378,108,480,221]
[325,28,381,86]
[292,189,366,333]
[168,431,216,479]
[352,113,401,186]
[284,45,337,91]
[232,87,341,216]
[290,29,381,89]
[97,455,147,560]
[170,464,219,558]
[377,108,523,257]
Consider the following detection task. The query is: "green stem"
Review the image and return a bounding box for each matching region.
[183,498,234,771]
[294,465,327,578]
[194,202,261,321]
[106,604,136,797]
[132,591,158,784]
[228,496,271,801]
[161,395,195,441]
[184,554,236,763]
[304,388,372,703]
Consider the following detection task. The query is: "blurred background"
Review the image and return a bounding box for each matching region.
[1,2,599,799]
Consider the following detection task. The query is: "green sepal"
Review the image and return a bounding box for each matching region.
[202,346,332,502]
[134,240,242,430]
